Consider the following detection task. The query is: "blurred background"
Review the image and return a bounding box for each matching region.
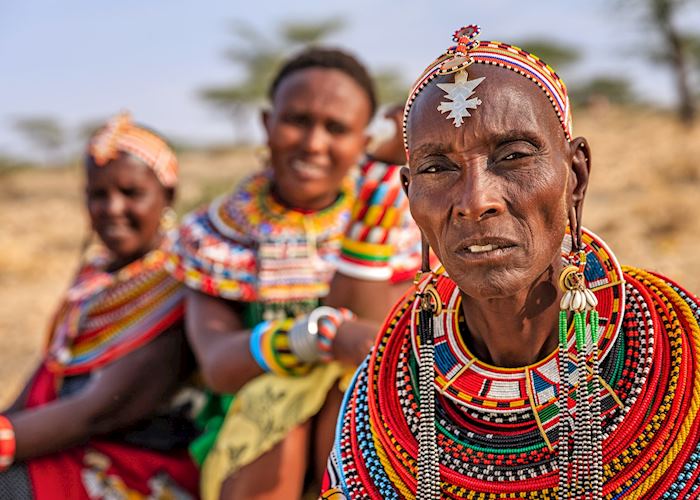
[2,0,700,404]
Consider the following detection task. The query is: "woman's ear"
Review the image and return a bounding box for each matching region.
[399,166,410,197]
[164,187,176,206]
[570,137,591,204]
[569,137,591,249]
[261,109,271,137]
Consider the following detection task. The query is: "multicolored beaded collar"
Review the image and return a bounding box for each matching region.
[410,229,624,445]
[402,24,572,158]
[167,169,355,304]
[208,168,355,244]
[324,230,700,498]
[46,247,184,375]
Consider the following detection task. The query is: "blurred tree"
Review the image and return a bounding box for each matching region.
[76,119,106,145]
[13,117,65,165]
[624,0,699,124]
[201,18,344,139]
[518,38,639,111]
[0,153,31,173]
[202,18,410,139]
[374,69,409,107]
[516,39,581,70]
[570,77,636,107]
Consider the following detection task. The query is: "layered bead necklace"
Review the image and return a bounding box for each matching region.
[328,229,700,498]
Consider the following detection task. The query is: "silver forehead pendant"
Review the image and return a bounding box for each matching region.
[437,70,485,127]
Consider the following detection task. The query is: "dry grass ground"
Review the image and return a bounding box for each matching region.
[1,107,699,406]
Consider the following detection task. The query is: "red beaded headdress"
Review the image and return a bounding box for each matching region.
[88,112,178,188]
[403,25,573,158]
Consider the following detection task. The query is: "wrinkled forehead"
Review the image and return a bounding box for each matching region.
[406,64,566,159]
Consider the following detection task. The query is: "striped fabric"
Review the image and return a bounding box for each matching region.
[337,159,421,282]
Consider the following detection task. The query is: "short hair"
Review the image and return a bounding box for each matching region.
[268,47,377,119]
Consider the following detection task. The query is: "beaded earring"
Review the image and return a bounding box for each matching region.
[160,207,177,233]
[415,233,441,500]
[557,212,603,498]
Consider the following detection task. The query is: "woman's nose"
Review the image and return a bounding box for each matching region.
[453,166,505,222]
[301,124,330,155]
[104,192,126,216]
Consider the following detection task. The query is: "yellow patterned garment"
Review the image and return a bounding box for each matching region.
[200,363,346,500]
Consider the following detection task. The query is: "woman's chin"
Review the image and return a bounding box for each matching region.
[101,240,151,264]
[279,186,339,211]
[450,268,527,300]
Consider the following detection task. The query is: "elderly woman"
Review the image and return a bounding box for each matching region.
[168,48,420,499]
[321,25,700,499]
[0,114,199,499]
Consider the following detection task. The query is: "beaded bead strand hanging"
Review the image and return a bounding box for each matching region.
[558,245,603,498]
[415,235,441,500]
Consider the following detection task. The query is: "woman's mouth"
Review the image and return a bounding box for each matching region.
[456,239,518,261]
[100,222,133,239]
[290,159,328,181]
[466,243,504,253]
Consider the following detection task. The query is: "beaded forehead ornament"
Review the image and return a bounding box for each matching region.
[88,112,178,188]
[402,25,573,158]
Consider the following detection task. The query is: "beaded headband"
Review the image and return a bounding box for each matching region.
[403,25,573,157]
[88,112,178,188]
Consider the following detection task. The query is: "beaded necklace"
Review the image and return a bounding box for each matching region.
[46,247,184,376]
[168,169,355,309]
[325,230,700,498]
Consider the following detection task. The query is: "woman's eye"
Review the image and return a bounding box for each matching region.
[284,114,310,127]
[326,121,348,135]
[503,152,526,161]
[87,189,106,200]
[418,162,455,174]
[122,188,144,198]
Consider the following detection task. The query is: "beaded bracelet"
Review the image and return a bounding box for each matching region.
[249,321,272,372]
[249,318,313,377]
[0,415,16,471]
[314,307,356,362]
[288,306,356,363]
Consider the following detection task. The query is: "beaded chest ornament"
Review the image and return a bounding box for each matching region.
[557,218,603,499]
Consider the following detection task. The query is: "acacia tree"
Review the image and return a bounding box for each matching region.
[518,38,637,107]
[201,18,408,141]
[624,0,700,123]
[201,19,343,140]
[516,39,581,70]
[13,117,65,166]
[651,0,698,123]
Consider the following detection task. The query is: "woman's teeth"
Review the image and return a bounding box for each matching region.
[291,160,326,179]
[467,244,501,253]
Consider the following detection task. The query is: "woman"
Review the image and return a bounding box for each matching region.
[0,113,199,499]
[168,48,421,499]
[321,25,700,499]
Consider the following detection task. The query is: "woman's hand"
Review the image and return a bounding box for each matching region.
[325,273,410,366]
[330,318,379,367]
[369,104,407,166]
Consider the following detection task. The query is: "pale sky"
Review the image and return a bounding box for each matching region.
[2,1,699,158]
